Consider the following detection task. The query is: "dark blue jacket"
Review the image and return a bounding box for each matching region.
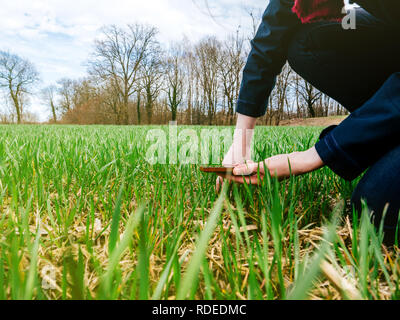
[237,0,400,181]
[236,0,400,118]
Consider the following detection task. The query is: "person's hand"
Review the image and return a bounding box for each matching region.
[216,135,251,192]
[221,139,251,167]
[217,114,256,190]
[217,133,253,192]
[216,156,288,188]
[216,147,324,191]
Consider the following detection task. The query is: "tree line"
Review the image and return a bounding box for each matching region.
[0,22,347,125]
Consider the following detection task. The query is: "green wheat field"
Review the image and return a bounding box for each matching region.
[0,125,399,300]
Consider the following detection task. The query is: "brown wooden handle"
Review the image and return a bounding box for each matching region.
[199,166,235,174]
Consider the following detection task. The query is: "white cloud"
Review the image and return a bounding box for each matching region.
[0,0,267,121]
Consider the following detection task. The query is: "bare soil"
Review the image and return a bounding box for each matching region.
[279,116,346,127]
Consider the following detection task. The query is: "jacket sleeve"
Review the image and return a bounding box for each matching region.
[315,73,400,181]
[236,0,300,118]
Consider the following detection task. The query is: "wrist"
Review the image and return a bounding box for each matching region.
[235,113,257,130]
[232,113,256,160]
[291,147,325,175]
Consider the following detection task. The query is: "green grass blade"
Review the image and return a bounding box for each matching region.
[176,183,227,300]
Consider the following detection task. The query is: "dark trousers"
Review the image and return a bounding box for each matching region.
[287,8,400,244]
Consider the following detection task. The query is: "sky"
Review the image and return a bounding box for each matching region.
[0,0,267,121]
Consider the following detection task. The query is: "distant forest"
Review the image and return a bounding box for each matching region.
[0,19,348,125]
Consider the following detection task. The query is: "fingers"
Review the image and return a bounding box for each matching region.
[233,161,261,176]
[215,160,265,189]
[217,173,261,186]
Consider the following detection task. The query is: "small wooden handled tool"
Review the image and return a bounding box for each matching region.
[199,166,235,174]
[199,166,255,176]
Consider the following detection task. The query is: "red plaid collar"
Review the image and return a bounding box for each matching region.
[292,0,345,23]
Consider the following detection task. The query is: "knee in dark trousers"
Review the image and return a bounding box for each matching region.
[350,145,400,246]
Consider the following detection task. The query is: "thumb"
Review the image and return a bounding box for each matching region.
[233,161,257,176]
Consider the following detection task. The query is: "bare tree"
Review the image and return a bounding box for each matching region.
[296,78,322,118]
[22,111,39,123]
[141,43,164,124]
[195,37,221,125]
[181,39,197,125]
[271,63,293,125]
[165,44,185,122]
[217,31,246,125]
[57,78,76,114]
[136,87,143,125]
[0,51,40,124]
[99,79,124,124]
[88,24,158,124]
[41,85,58,123]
